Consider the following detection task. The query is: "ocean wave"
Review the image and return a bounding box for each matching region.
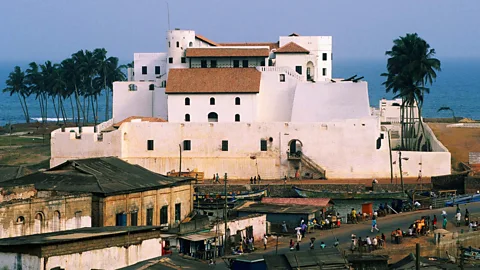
[30,117,75,122]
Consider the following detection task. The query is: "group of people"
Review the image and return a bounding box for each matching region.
[249,175,262,185]
[232,234,269,255]
[350,234,386,253]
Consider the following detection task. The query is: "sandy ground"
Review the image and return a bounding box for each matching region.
[428,123,480,170]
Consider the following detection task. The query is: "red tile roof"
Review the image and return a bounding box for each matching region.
[261,197,333,207]
[186,48,270,58]
[165,68,261,94]
[195,34,219,46]
[275,42,310,54]
[114,116,167,128]
[218,42,280,50]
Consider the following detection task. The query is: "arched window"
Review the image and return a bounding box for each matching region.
[210,97,215,105]
[185,97,190,106]
[235,97,241,105]
[53,211,61,232]
[75,211,82,229]
[34,212,44,234]
[128,84,137,91]
[185,114,190,122]
[149,84,155,90]
[16,216,25,236]
[189,42,193,47]
[235,114,240,122]
[208,112,218,122]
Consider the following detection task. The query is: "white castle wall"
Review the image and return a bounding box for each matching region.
[190,56,266,68]
[167,93,257,123]
[50,120,451,179]
[275,53,309,81]
[133,53,167,82]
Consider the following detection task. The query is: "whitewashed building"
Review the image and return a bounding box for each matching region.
[50,29,451,179]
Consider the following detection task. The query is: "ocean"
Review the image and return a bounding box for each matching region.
[0,59,479,126]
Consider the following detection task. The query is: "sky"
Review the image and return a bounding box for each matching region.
[1,0,479,63]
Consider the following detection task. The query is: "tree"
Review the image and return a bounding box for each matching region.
[438,107,456,123]
[382,33,441,151]
[3,66,31,123]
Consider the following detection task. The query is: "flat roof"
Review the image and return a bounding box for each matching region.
[178,231,219,242]
[261,197,333,207]
[186,48,270,58]
[0,226,164,246]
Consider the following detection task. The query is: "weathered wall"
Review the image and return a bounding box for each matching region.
[45,237,162,270]
[102,184,193,227]
[0,253,40,270]
[214,214,267,242]
[432,172,468,193]
[0,194,92,239]
[464,176,480,194]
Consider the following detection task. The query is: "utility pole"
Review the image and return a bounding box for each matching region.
[223,173,228,257]
[415,243,420,270]
[399,151,405,194]
[388,129,393,184]
[179,144,182,177]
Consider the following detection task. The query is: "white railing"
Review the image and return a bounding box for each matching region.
[256,66,304,81]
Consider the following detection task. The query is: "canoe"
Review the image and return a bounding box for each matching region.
[445,194,480,207]
[292,186,406,200]
[195,188,268,200]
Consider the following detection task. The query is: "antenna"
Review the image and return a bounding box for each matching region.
[166,2,171,30]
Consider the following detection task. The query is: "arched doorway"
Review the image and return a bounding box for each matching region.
[288,139,303,157]
[208,112,218,122]
[306,61,314,81]
[53,211,61,232]
[34,212,44,234]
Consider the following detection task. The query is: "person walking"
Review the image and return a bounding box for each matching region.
[215,173,220,184]
[253,176,256,184]
[250,177,253,184]
[442,217,448,230]
[351,208,357,224]
[310,238,315,250]
[366,236,372,252]
[455,211,461,227]
[258,175,261,184]
[296,228,302,242]
[320,241,326,249]
[289,239,295,251]
[433,215,438,230]
[381,233,386,248]
[371,217,379,232]
[465,209,470,226]
[282,221,288,233]
[263,234,268,250]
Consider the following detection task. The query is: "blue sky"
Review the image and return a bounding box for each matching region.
[1,0,479,62]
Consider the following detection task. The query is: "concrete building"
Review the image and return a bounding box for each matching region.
[0,157,194,238]
[50,29,451,180]
[0,226,168,270]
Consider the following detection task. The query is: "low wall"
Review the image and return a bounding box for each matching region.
[465,176,480,194]
[436,230,480,258]
[432,172,468,194]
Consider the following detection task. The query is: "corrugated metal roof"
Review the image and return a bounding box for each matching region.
[0,157,192,196]
[236,202,321,214]
[178,231,219,241]
[261,197,333,207]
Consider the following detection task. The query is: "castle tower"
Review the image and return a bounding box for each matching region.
[166,29,195,74]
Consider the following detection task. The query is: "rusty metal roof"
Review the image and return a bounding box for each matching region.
[0,157,193,196]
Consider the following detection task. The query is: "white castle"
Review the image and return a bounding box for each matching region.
[50,29,451,179]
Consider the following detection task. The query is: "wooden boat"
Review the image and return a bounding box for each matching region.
[463,246,480,260]
[195,188,268,201]
[445,194,480,207]
[293,186,406,200]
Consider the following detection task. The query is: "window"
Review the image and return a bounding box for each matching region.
[34,213,44,234]
[222,140,228,151]
[233,60,240,68]
[169,57,173,64]
[142,66,147,75]
[16,216,25,236]
[210,97,215,105]
[322,68,327,76]
[160,206,168,224]
[75,211,82,228]
[201,60,207,68]
[211,60,217,68]
[181,57,186,63]
[116,212,126,226]
[183,140,191,151]
[149,84,155,90]
[279,74,285,82]
[235,97,240,105]
[168,41,171,48]
[235,114,240,122]
[175,203,181,222]
[130,212,138,226]
[208,112,218,122]
[185,114,190,122]
[295,66,302,75]
[242,60,248,68]
[185,97,190,105]
[53,211,61,232]
[128,84,137,91]
[260,139,267,151]
[189,42,193,47]
[147,140,154,151]
[146,208,153,226]
[260,60,265,66]
[155,66,161,75]
[176,41,179,48]
[322,53,327,61]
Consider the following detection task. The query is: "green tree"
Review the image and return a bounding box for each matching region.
[3,66,31,123]
[382,33,441,151]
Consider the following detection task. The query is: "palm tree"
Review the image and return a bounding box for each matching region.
[382,33,441,151]
[3,66,31,123]
[25,62,49,123]
[438,107,456,123]
[93,48,110,121]
[61,57,84,125]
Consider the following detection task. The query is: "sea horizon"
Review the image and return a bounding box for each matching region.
[1,58,479,126]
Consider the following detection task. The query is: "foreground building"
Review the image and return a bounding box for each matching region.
[0,157,194,238]
[50,29,451,179]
